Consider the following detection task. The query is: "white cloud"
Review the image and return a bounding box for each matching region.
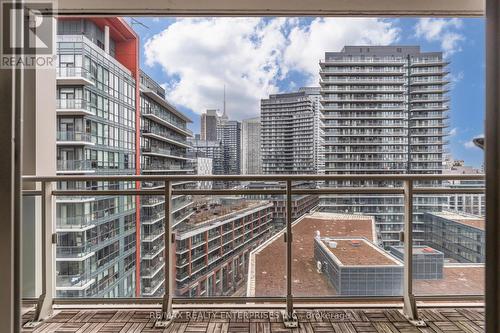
[415,18,465,57]
[449,127,458,136]
[284,18,400,84]
[464,134,484,149]
[144,18,290,120]
[464,140,476,149]
[144,18,400,119]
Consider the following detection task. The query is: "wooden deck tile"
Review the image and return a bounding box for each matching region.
[21,308,484,333]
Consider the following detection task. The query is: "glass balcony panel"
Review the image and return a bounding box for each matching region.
[172,193,282,298]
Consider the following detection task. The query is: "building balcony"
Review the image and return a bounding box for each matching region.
[321,87,405,93]
[141,106,192,137]
[56,160,95,174]
[142,244,165,261]
[141,146,190,161]
[141,261,165,279]
[410,79,450,85]
[56,245,95,261]
[56,98,93,116]
[320,58,406,65]
[56,67,95,86]
[142,228,165,243]
[56,131,94,146]
[320,68,405,75]
[141,128,191,148]
[321,78,406,85]
[411,59,449,66]
[142,163,193,173]
[56,274,95,291]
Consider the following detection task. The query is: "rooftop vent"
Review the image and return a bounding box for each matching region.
[423,247,435,253]
[350,240,361,247]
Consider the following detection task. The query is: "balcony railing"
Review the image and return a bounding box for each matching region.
[57,160,93,172]
[56,98,93,115]
[56,67,95,85]
[22,173,484,327]
[56,131,93,144]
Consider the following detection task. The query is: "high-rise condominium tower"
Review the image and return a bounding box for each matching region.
[319,46,448,248]
[53,18,195,299]
[55,18,139,297]
[200,109,219,141]
[261,87,322,174]
[218,119,242,175]
[139,71,194,296]
[241,117,262,175]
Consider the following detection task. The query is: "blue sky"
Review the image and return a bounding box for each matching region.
[127,17,485,168]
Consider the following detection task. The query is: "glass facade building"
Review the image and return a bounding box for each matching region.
[55,18,139,297]
[261,87,322,174]
[139,71,194,296]
[319,46,448,248]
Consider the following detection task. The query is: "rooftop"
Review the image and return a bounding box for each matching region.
[248,212,484,297]
[177,199,272,237]
[429,211,485,231]
[414,265,484,295]
[319,238,401,266]
[248,212,376,297]
[391,245,443,256]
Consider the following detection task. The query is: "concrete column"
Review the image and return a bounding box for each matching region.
[486,0,500,331]
[22,66,56,297]
[104,25,110,54]
[0,65,21,333]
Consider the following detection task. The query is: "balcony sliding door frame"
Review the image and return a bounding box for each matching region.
[485,0,500,332]
[2,0,495,332]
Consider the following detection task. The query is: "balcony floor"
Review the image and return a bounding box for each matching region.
[22,307,484,332]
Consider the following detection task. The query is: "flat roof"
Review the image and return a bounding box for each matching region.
[320,238,401,266]
[429,211,485,231]
[247,212,484,297]
[177,200,272,238]
[391,245,443,256]
[414,265,484,296]
[248,212,376,297]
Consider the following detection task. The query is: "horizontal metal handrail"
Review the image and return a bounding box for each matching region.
[22,173,485,182]
[39,187,485,197]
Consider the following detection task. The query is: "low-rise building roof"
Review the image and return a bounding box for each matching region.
[247,212,485,297]
[428,211,485,231]
[247,212,376,297]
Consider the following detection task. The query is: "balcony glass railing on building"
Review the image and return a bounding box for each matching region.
[321,77,406,84]
[56,67,94,82]
[56,98,92,114]
[57,131,93,143]
[142,106,190,132]
[141,126,189,146]
[21,173,485,325]
[322,57,406,64]
[142,146,188,159]
[57,160,93,172]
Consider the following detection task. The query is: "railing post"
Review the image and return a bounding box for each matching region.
[402,180,425,326]
[155,180,174,328]
[24,181,55,328]
[282,179,298,328]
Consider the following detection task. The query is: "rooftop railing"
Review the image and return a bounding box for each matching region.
[22,173,485,328]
